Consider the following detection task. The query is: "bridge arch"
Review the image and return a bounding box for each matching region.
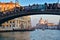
[0,11,60,25]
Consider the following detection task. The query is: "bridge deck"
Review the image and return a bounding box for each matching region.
[0,8,60,24]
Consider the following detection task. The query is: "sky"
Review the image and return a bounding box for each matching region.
[0,0,60,6]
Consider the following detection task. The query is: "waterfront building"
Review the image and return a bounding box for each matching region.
[47,23,57,29]
[58,20,60,29]
[36,18,48,29]
[36,18,57,29]
[39,18,45,24]
[1,16,31,29]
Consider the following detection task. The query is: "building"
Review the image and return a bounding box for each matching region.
[57,20,60,29]
[39,18,45,24]
[0,1,20,12]
[47,23,57,29]
[1,16,31,29]
[36,18,48,29]
[36,18,57,29]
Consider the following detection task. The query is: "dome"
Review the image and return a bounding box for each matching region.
[44,20,48,24]
[39,18,45,24]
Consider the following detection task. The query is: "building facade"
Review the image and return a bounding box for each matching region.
[1,16,31,29]
[0,1,20,12]
[36,18,48,29]
[57,20,60,29]
[36,18,57,29]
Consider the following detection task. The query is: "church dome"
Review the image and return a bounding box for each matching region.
[39,18,45,24]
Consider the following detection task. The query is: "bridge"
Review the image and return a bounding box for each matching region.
[0,7,60,24]
[0,0,60,25]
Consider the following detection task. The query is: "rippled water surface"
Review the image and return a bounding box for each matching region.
[0,30,60,40]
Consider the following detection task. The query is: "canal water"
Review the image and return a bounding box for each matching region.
[0,29,60,40]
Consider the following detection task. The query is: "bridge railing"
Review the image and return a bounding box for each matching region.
[0,7,60,19]
[0,7,24,19]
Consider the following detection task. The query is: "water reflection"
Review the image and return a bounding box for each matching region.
[0,32,30,40]
[0,30,60,40]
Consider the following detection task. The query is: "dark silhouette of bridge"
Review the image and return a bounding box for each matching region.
[0,7,60,24]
